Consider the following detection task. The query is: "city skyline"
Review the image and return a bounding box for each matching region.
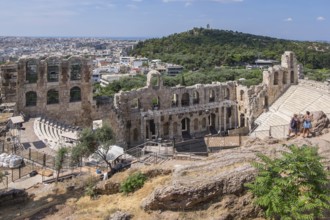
[0,0,329,41]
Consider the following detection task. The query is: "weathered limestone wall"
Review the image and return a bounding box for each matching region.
[112,71,239,147]
[0,64,18,103]
[15,56,94,126]
[236,51,299,131]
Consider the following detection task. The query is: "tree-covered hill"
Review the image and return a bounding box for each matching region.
[130,28,330,70]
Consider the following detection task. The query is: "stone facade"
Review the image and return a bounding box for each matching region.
[113,70,239,147]
[0,51,300,148]
[1,56,95,126]
[111,51,299,147]
[236,51,298,131]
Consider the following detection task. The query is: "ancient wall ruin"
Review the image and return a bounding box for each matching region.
[0,51,300,147]
[14,56,95,126]
[236,51,298,130]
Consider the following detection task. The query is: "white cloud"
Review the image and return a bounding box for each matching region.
[316,16,325,21]
[132,0,142,2]
[185,2,192,7]
[284,17,293,22]
[127,4,138,9]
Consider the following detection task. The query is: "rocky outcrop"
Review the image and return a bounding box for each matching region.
[141,137,330,219]
[109,211,132,220]
[141,148,265,212]
[310,111,329,136]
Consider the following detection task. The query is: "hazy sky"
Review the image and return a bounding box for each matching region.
[0,0,329,41]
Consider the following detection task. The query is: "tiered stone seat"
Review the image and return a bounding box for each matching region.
[33,116,80,149]
[252,84,330,139]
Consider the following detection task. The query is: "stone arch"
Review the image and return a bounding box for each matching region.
[151,96,160,109]
[274,72,279,85]
[240,113,245,127]
[202,118,206,129]
[209,113,216,128]
[172,94,178,107]
[181,118,190,134]
[290,70,294,84]
[193,91,199,104]
[47,58,60,82]
[181,93,190,106]
[173,122,178,135]
[240,90,244,101]
[264,96,269,108]
[133,128,139,142]
[131,98,140,109]
[26,59,38,83]
[282,71,287,84]
[47,89,59,104]
[227,107,232,118]
[163,122,169,136]
[146,70,163,88]
[70,59,82,81]
[224,88,230,100]
[70,86,81,102]
[25,91,37,107]
[193,118,199,131]
[209,90,215,102]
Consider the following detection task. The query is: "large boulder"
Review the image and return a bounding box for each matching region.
[310,111,329,136]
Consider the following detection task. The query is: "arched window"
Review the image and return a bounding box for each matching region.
[282,72,287,84]
[274,72,279,85]
[133,128,139,142]
[194,118,199,131]
[224,88,230,100]
[202,118,206,128]
[290,71,294,83]
[70,60,82,80]
[47,59,59,82]
[172,94,178,107]
[193,91,199,104]
[47,89,59,104]
[173,122,178,135]
[70,86,81,102]
[26,60,38,83]
[131,98,140,109]
[152,97,160,109]
[209,90,215,102]
[26,91,37,107]
[181,93,190,106]
[227,107,232,118]
[240,90,244,101]
[163,122,169,136]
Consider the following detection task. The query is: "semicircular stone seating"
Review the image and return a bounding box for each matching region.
[33,116,80,150]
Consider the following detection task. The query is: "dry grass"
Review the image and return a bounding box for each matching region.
[73,174,171,220]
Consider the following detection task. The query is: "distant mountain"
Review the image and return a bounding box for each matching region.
[130,28,330,70]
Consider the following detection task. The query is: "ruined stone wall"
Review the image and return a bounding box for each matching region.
[15,56,94,126]
[236,51,299,131]
[0,64,18,103]
[112,70,239,147]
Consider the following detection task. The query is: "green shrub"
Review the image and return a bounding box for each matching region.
[120,172,147,195]
[84,176,98,199]
[246,144,330,220]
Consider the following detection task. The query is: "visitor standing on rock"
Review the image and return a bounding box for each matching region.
[302,111,313,138]
[288,114,299,137]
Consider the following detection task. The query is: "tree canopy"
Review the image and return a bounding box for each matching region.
[71,123,115,169]
[246,144,330,220]
[130,27,330,70]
